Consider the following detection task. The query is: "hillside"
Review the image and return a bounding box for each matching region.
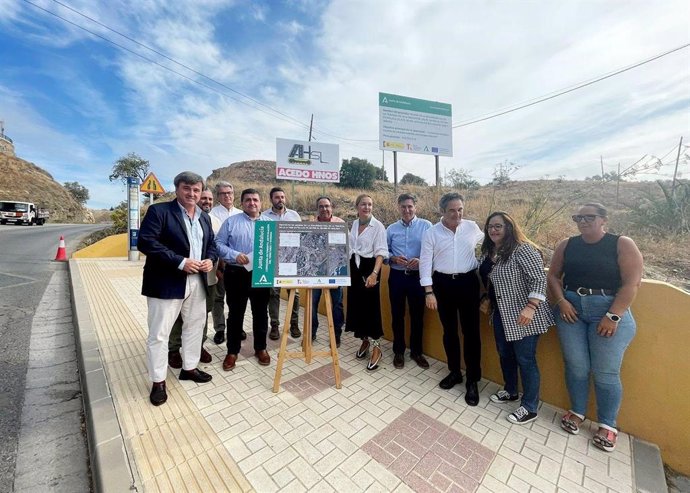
[206,160,689,290]
[0,154,92,223]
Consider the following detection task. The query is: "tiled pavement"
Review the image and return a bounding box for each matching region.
[74,258,639,492]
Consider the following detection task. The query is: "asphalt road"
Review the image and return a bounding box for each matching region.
[0,223,106,493]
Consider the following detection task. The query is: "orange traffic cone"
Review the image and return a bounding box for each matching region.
[54,235,68,261]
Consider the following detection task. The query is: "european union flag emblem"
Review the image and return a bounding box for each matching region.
[329,279,336,284]
[432,147,439,153]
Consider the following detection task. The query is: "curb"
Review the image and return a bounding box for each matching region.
[69,259,137,493]
[632,437,669,493]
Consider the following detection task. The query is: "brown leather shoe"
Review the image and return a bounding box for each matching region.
[150,381,167,406]
[168,351,182,369]
[255,349,270,366]
[200,348,212,364]
[393,353,405,369]
[222,353,237,371]
[411,353,430,369]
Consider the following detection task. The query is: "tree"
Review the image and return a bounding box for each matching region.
[64,181,90,204]
[110,201,128,233]
[376,164,389,182]
[400,173,427,186]
[444,169,480,190]
[492,160,520,188]
[338,157,378,189]
[110,152,150,185]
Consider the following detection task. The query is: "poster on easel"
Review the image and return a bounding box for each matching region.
[252,221,351,288]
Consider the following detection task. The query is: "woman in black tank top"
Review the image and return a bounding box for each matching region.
[547,203,643,453]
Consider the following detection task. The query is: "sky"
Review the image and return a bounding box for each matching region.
[1,0,689,209]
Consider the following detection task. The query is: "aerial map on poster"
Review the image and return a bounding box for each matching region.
[252,221,351,288]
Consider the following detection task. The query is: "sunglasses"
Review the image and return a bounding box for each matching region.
[571,214,603,223]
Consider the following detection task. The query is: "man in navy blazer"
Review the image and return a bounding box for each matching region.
[138,171,218,406]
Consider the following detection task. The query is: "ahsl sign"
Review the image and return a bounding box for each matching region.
[276,138,340,183]
[140,172,166,194]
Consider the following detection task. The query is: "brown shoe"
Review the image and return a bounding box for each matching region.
[269,326,280,340]
[168,351,182,369]
[255,349,271,366]
[393,353,405,369]
[150,381,167,406]
[411,353,430,369]
[200,348,212,364]
[222,353,237,371]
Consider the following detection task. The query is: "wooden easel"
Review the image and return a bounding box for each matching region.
[273,287,342,392]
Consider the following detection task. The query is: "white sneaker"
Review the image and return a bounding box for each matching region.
[490,390,519,403]
[507,406,537,425]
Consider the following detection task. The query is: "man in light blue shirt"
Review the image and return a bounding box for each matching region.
[261,186,302,340]
[215,188,271,371]
[387,193,432,369]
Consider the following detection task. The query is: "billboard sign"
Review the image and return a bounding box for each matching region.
[379,92,453,157]
[276,138,340,182]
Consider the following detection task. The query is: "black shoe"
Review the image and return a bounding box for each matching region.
[335,334,341,348]
[290,326,301,338]
[269,326,280,340]
[179,368,213,383]
[439,372,463,389]
[150,381,167,406]
[213,331,225,345]
[241,330,247,341]
[465,381,479,406]
[312,332,317,342]
[393,353,404,369]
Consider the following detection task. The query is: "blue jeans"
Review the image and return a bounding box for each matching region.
[312,287,344,337]
[555,291,636,428]
[493,311,541,413]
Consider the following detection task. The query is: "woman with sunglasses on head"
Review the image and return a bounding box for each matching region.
[347,194,388,371]
[479,212,553,425]
[547,203,643,452]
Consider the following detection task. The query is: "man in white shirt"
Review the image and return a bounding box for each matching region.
[261,186,302,340]
[420,192,484,406]
[209,181,242,345]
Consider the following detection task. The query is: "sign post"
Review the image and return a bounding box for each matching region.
[127,177,140,262]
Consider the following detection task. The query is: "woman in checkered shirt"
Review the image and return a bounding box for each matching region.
[478,211,554,425]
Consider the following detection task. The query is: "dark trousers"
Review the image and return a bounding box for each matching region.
[432,271,481,382]
[388,269,425,356]
[312,287,344,337]
[224,266,269,354]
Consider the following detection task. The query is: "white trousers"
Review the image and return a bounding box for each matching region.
[146,275,206,382]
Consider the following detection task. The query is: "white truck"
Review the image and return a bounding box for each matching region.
[0,201,50,225]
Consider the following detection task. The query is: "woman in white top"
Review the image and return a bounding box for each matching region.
[346,194,388,371]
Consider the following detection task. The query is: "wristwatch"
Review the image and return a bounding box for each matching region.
[605,311,621,323]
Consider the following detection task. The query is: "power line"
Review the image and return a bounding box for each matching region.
[452,43,690,128]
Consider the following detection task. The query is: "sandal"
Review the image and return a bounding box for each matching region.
[561,411,584,435]
[367,340,382,371]
[356,338,370,359]
[593,427,617,452]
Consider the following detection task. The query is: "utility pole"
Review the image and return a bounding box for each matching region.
[600,156,605,187]
[672,136,683,199]
[616,163,621,205]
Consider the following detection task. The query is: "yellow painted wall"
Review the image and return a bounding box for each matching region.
[314,266,690,473]
[73,233,128,258]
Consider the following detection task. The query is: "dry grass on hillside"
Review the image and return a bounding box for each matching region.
[207,162,688,290]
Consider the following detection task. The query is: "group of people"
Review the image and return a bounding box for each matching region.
[139,172,643,454]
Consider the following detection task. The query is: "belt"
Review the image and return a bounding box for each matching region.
[391,269,420,277]
[434,271,475,280]
[567,287,616,296]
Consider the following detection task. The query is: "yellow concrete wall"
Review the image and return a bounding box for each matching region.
[73,233,127,258]
[314,266,690,473]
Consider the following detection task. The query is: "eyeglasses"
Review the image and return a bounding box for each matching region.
[487,224,504,230]
[571,214,602,223]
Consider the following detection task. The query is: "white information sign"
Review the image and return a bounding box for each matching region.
[276,138,340,182]
[379,92,453,157]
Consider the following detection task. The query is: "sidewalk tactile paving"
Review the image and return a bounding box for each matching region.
[73,258,641,493]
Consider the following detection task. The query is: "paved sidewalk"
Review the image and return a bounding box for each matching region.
[73,258,648,493]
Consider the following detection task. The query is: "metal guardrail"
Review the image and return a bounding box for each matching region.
[0,133,13,144]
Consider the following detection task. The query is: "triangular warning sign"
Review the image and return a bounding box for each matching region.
[140,172,166,194]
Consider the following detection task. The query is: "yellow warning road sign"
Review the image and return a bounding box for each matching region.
[140,173,165,194]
